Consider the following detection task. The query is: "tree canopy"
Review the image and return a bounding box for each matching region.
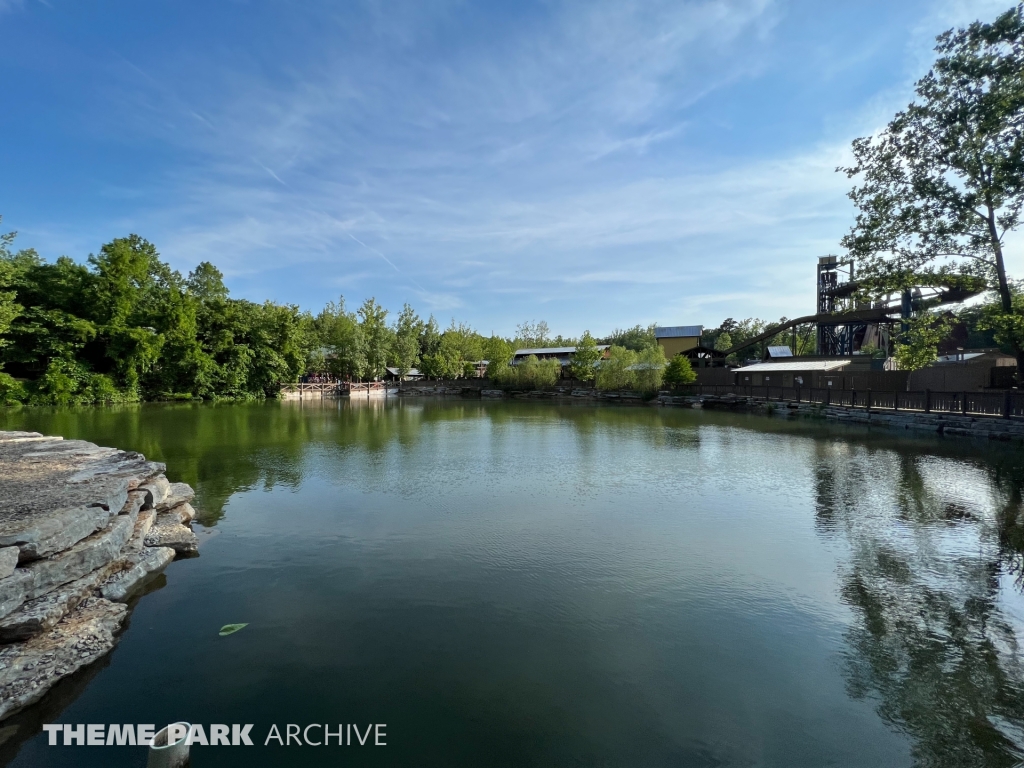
[839,4,1024,375]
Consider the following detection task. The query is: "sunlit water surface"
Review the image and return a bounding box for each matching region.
[1,398,1023,767]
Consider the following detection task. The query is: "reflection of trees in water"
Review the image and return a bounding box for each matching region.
[813,441,1024,767]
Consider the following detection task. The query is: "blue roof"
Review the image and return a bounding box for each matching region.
[654,326,702,339]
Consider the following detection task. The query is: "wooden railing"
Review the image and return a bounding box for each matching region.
[344,382,388,395]
[674,384,1024,419]
[280,381,391,397]
[279,382,342,396]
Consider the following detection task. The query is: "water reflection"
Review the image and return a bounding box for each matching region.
[813,442,1024,767]
[1,400,1023,767]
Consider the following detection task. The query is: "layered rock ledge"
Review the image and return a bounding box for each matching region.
[0,431,198,720]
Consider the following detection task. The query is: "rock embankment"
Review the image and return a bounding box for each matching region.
[0,431,199,720]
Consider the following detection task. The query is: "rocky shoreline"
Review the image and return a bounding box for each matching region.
[0,431,198,721]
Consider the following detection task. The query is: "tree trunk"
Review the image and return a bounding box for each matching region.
[986,204,1024,387]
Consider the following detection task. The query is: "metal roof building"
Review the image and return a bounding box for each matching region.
[654,326,703,339]
[735,360,849,373]
[511,346,610,367]
[654,326,703,359]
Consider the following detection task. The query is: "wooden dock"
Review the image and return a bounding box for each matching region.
[279,382,393,399]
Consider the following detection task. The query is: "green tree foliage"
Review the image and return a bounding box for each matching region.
[515,319,551,348]
[839,6,1024,379]
[392,304,423,377]
[0,232,319,403]
[895,314,956,371]
[704,317,816,362]
[357,298,392,380]
[483,335,514,380]
[664,355,697,387]
[491,354,560,388]
[568,331,601,382]
[421,321,484,379]
[980,282,1024,358]
[633,346,667,392]
[0,222,23,343]
[5,224,681,400]
[601,324,657,351]
[315,298,365,380]
[595,346,637,390]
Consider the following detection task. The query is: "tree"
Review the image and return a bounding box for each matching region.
[839,5,1024,381]
[315,298,365,380]
[515,319,551,348]
[514,355,560,388]
[569,330,601,382]
[357,298,392,380]
[664,355,697,387]
[392,303,422,378]
[483,335,514,380]
[896,314,956,371]
[419,315,441,366]
[602,324,657,351]
[595,346,637,391]
[187,261,229,304]
[633,345,667,392]
[0,222,23,346]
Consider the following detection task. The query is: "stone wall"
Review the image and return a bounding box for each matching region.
[0,432,199,721]
[655,393,1024,443]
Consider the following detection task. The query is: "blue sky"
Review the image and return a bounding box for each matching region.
[0,0,1016,336]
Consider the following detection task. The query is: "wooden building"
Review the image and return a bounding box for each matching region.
[734,359,850,388]
[654,326,703,358]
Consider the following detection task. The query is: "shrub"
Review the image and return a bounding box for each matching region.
[31,358,90,406]
[0,373,27,405]
[664,355,697,387]
[490,355,560,388]
[633,346,667,392]
[86,374,126,404]
[516,355,561,388]
[596,346,637,390]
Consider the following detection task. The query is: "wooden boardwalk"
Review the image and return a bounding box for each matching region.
[279,382,392,398]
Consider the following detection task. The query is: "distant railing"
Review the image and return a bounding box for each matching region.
[674,384,1024,419]
[280,382,341,395]
[344,382,388,395]
[279,381,391,397]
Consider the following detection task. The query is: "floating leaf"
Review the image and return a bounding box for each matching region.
[218,623,248,637]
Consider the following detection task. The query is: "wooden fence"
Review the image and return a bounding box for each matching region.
[675,384,1024,419]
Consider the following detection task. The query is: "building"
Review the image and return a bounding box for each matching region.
[734,359,850,388]
[383,367,425,382]
[511,346,611,368]
[654,326,702,358]
[922,349,1018,390]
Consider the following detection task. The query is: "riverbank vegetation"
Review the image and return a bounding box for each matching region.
[0,227,671,405]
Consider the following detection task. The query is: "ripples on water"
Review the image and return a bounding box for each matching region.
[1,398,1023,767]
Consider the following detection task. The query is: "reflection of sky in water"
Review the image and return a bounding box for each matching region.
[0,399,1022,767]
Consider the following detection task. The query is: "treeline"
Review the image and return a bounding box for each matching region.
[0,229,685,405]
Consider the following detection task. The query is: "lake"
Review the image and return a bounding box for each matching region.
[1,398,1022,767]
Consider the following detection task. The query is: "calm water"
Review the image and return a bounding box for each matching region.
[1,398,1023,767]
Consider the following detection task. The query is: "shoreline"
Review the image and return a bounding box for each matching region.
[0,432,199,721]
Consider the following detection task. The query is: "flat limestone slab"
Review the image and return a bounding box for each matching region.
[100,547,175,603]
[156,483,195,512]
[0,562,122,643]
[22,515,135,604]
[144,514,198,555]
[0,598,127,721]
[0,432,164,561]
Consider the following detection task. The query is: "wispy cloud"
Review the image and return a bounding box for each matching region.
[6,0,1017,335]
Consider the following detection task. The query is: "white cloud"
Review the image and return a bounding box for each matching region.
[14,0,1022,335]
